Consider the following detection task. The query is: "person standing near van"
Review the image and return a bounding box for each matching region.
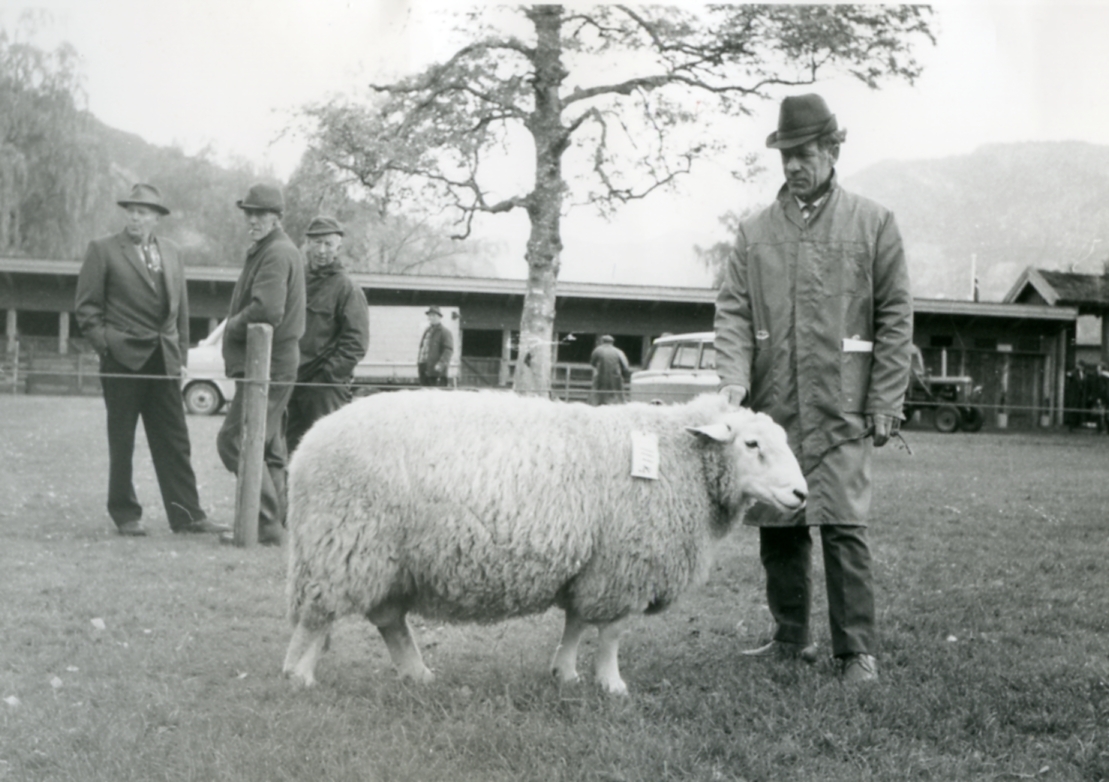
[217,183,305,545]
[285,216,369,454]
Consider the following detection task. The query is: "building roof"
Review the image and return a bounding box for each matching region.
[1004,267,1109,311]
[0,257,1077,321]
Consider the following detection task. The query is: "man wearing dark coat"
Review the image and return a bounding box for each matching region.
[285,216,370,454]
[589,335,632,405]
[74,183,228,537]
[714,94,913,683]
[417,306,453,387]
[216,183,306,545]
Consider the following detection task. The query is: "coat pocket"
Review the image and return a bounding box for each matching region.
[840,349,872,412]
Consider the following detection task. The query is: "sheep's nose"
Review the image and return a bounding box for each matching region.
[793,488,808,503]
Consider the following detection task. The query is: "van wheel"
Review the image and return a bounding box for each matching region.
[184,381,223,415]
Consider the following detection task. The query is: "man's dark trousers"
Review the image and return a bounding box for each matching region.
[286,383,351,454]
[760,523,877,657]
[100,347,206,531]
[216,376,295,530]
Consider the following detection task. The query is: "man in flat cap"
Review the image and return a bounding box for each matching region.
[216,183,306,545]
[589,335,632,405]
[284,216,370,454]
[75,184,228,537]
[714,94,913,682]
[416,306,454,387]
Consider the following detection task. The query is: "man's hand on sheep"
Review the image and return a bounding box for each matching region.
[868,413,899,447]
[719,384,748,407]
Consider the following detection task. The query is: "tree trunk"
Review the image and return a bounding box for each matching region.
[514,5,569,397]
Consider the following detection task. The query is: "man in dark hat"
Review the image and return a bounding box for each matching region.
[284,216,370,454]
[714,94,913,682]
[74,184,228,537]
[216,182,306,545]
[416,306,453,387]
[589,335,632,405]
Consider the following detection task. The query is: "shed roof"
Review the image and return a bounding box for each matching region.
[1004,267,1109,311]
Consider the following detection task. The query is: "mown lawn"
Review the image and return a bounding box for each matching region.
[1,395,1107,782]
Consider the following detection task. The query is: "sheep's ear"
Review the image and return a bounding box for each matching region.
[686,423,736,444]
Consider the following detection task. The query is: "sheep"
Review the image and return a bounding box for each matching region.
[282,389,807,695]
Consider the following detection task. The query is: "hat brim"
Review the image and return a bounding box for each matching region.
[118,199,169,216]
[305,230,344,237]
[236,200,282,214]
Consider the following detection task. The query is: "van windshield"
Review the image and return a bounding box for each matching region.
[646,344,676,371]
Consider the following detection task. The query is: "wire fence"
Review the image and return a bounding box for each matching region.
[2,336,1107,429]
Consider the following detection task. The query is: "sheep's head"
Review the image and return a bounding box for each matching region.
[687,409,807,513]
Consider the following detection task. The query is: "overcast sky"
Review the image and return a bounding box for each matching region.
[12,0,1109,286]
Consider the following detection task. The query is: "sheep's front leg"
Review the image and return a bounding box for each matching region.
[368,604,434,684]
[283,619,332,687]
[594,617,630,696]
[551,609,589,684]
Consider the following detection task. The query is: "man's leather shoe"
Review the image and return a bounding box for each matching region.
[175,519,231,534]
[117,521,147,537]
[841,653,879,683]
[741,640,819,664]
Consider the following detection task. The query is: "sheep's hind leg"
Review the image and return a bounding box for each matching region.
[283,618,332,687]
[594,617,630,696]
[367,604,434,684]
[551,609,589,684]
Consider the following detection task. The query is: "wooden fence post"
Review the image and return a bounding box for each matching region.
[233,323,273,547]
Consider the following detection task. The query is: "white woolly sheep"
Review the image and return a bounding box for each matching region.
[282,390,807,695]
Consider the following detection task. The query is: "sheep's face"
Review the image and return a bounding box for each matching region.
[687,410,807,512]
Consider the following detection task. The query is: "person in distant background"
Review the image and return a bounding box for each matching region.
[216,183,306,546]
[416,306,453,387]
[75,183,228,537]
[589,334,631,405]
[285,216,370,454]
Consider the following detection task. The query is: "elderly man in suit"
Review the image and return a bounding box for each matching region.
[216,183,306,546]
[416,306,453,387]
[75,183,228,537]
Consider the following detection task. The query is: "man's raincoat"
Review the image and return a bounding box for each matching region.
[714,176,913,526]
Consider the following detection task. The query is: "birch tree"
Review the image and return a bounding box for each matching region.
[300,4,934,394]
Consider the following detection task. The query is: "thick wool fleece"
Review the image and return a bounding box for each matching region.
[287,391,756,628]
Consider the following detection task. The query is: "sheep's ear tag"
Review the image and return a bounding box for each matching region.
[630,430,659,480]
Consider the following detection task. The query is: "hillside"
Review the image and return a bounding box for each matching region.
[844,141,1109,300]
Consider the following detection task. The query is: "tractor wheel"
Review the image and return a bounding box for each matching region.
[959,406,985,433]
[933,405,961,433]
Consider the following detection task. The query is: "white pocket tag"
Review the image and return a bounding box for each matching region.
[630,431,660,480]
[842,338,874,353]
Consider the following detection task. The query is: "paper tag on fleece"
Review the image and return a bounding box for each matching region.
[842,337,874,353]
[630,431,660,480]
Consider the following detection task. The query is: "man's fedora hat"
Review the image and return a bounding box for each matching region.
[236,183,285,214]
[305,216,344,237]
[117,183,170,215]
[766,94,838,150]
[426,306,442,316]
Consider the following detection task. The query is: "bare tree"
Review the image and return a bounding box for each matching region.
[299,4,934,394]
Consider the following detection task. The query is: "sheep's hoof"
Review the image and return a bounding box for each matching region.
[598,677,628,697]
[398,666,435,685]
[285,669,316,689]
[552,668,580,685]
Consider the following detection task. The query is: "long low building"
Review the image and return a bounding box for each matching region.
[0,258,1080,427]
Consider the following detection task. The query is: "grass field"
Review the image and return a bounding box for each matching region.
[1,395,1107,782]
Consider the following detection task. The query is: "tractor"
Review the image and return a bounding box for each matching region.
[904,346,986,433]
